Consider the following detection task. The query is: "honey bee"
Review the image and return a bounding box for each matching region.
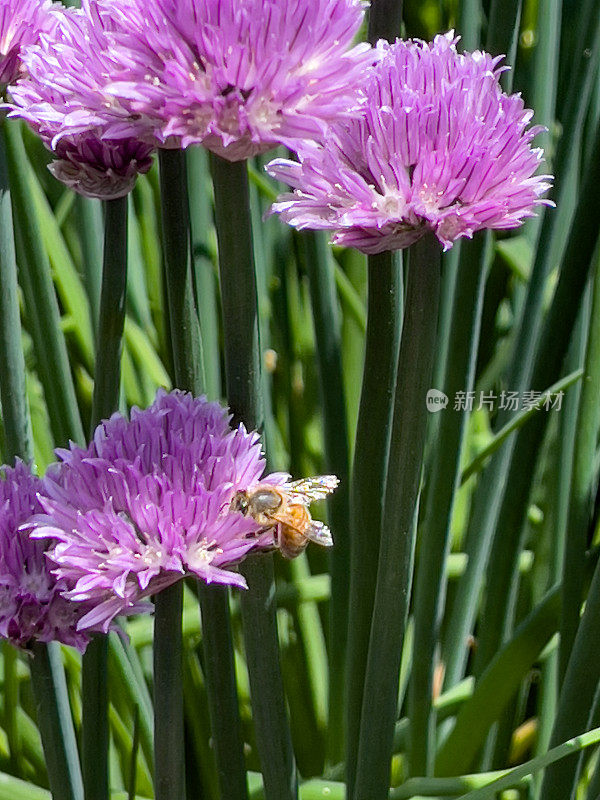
[230,475,339,559]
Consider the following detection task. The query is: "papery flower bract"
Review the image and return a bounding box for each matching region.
[268,33,553,253]
[6,2,154,199]
[89,0,374,159]
[0,461,90,651]
[0,0,56,87]
[46,136,154,201]
[30,390,276,633]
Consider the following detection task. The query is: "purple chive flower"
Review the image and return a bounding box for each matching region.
[6,2,154,199]
[87,0,374,159]
[0,0,56,88]
[44,137,154,201]
[30,390,276,633]
[0,461,90,651]
[268,32,553,253]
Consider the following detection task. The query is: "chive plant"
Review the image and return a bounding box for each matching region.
[0,3,600,800]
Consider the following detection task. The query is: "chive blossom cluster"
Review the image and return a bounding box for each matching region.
[268,33,553,252]
[91,0,375,158]
[0,392,283,649]
[29,390,278,634]
[0,1,554,652]
[3,2,551,234]
[4,0,374,198]
[6,1,154,199]
[0,461,92,651]
[0,0,56,87]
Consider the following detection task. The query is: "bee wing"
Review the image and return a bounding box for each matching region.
[305,520,334,547]
[286,475,339,504]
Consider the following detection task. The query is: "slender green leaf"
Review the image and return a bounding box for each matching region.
[24,145,94,370]
[75,196,103,336]
[486,0,522,92]
[460,369,583,484]
[458,725,600,800]
[0,773,51,800]
[332,260,366,334]
[390,770,516,800]
[123,319,170,391]
[540,554,600,799]
[436,587,560,775]
[107,633,153,776]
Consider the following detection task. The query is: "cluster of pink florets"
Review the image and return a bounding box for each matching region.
[4,0,373,196]
[269,34,553,252]
[0,391,280,649]
[0,0,553,651]
[3,0,550,247]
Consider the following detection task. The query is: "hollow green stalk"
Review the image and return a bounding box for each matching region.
[153,581,185,800]
[155,148,207,800]
[458,0,482,50]
[529,0,561,169]
[345,251,402,797]
[210,153,297,800]
[30,643,85,800]
[367,0,404,41]
[83,195,129,800]
[0,121,32,464]
[301,231,350,763]
[89,197,128,423]
[428,243,459,404]
[197,583,248,800]
[186,146,222,400]
[75,196,103,336]
[170,149,250,800]
[353,233,441,800]
[408,233,490,775]
[345,5,405,793]
[558,256,600,681]
[1,119,83,800]
[486,0,522,93]
[539,554,600,800]
[4,120,84,448]
[248,176,287,472]
[159,148,204,394]
[533,323,584,790]
[3,642,21,772]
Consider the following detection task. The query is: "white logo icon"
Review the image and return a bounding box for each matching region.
[426,389,448,412]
